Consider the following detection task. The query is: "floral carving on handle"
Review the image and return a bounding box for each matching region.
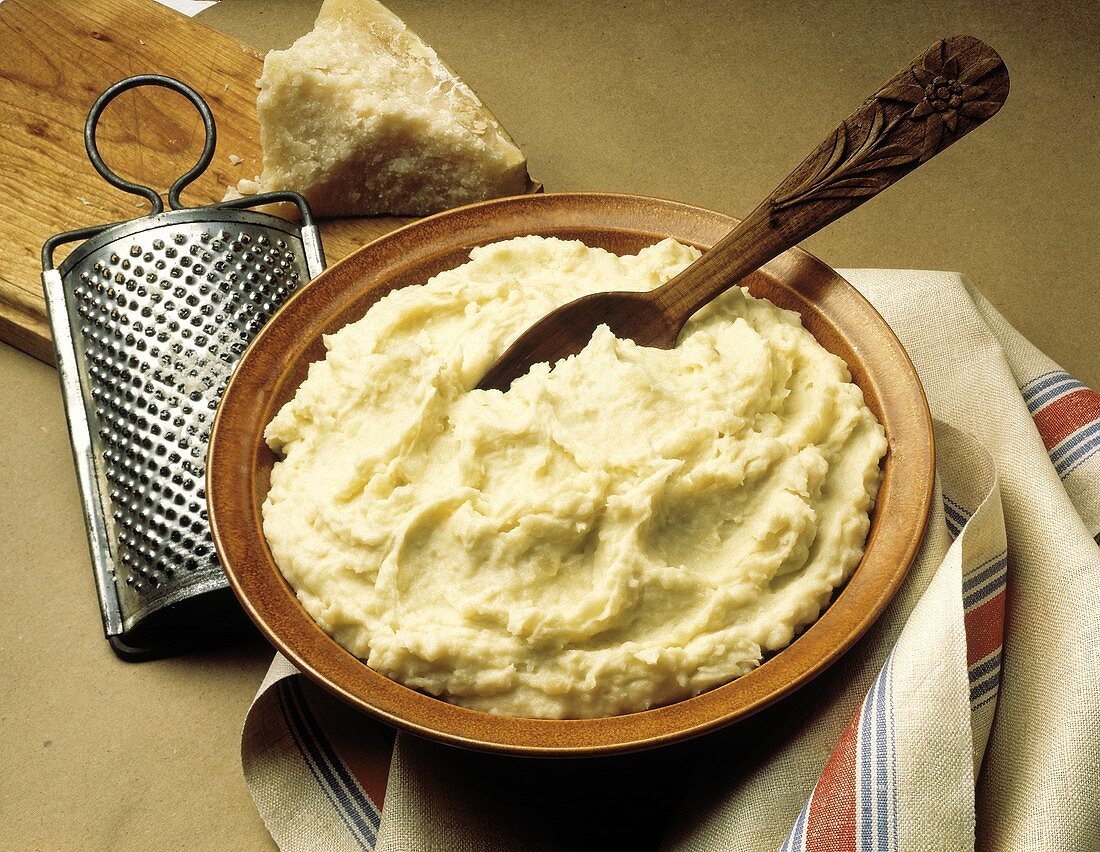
[771,39,1006,214]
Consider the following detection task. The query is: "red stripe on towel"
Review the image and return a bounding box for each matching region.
[1033,388,1100,450]
[805,704,861,851]
[964,590,1006,667]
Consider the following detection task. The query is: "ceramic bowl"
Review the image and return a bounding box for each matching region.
[207,192,934,756]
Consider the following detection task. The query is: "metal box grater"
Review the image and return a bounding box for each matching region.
[42,75,325,659]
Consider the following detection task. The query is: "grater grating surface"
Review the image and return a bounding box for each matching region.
[43,76,325,659]
[65,218,305,616]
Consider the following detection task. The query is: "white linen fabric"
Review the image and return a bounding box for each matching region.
[240,271,1100,851]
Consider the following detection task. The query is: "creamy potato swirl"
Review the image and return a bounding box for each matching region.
[263,236,886,718]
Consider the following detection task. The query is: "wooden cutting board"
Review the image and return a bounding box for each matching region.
[0,0,415,365]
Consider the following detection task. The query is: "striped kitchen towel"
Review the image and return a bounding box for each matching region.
[241,270,1100,852]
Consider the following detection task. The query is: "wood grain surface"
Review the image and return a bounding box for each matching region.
[0,0,412,365]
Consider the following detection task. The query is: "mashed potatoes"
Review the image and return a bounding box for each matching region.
[263,236,887,719]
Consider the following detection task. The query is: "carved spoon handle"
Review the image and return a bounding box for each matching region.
[652,35,1009,322]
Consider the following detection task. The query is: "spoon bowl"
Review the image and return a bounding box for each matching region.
[478,288,677,390]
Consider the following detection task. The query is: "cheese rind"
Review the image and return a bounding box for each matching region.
[256,0,530,216]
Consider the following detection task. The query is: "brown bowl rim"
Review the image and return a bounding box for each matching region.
[207,191,934,757]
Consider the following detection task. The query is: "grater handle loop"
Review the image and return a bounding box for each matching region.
[85,74,217,215]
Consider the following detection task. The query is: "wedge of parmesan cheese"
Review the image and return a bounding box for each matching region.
[254,0,531,216]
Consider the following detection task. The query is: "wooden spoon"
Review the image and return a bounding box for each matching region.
[476,35,1009,391]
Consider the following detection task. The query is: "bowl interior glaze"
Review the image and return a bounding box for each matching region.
[207,192,934,756]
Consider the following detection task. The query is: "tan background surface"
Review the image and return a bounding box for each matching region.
[2,1,1096,850]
